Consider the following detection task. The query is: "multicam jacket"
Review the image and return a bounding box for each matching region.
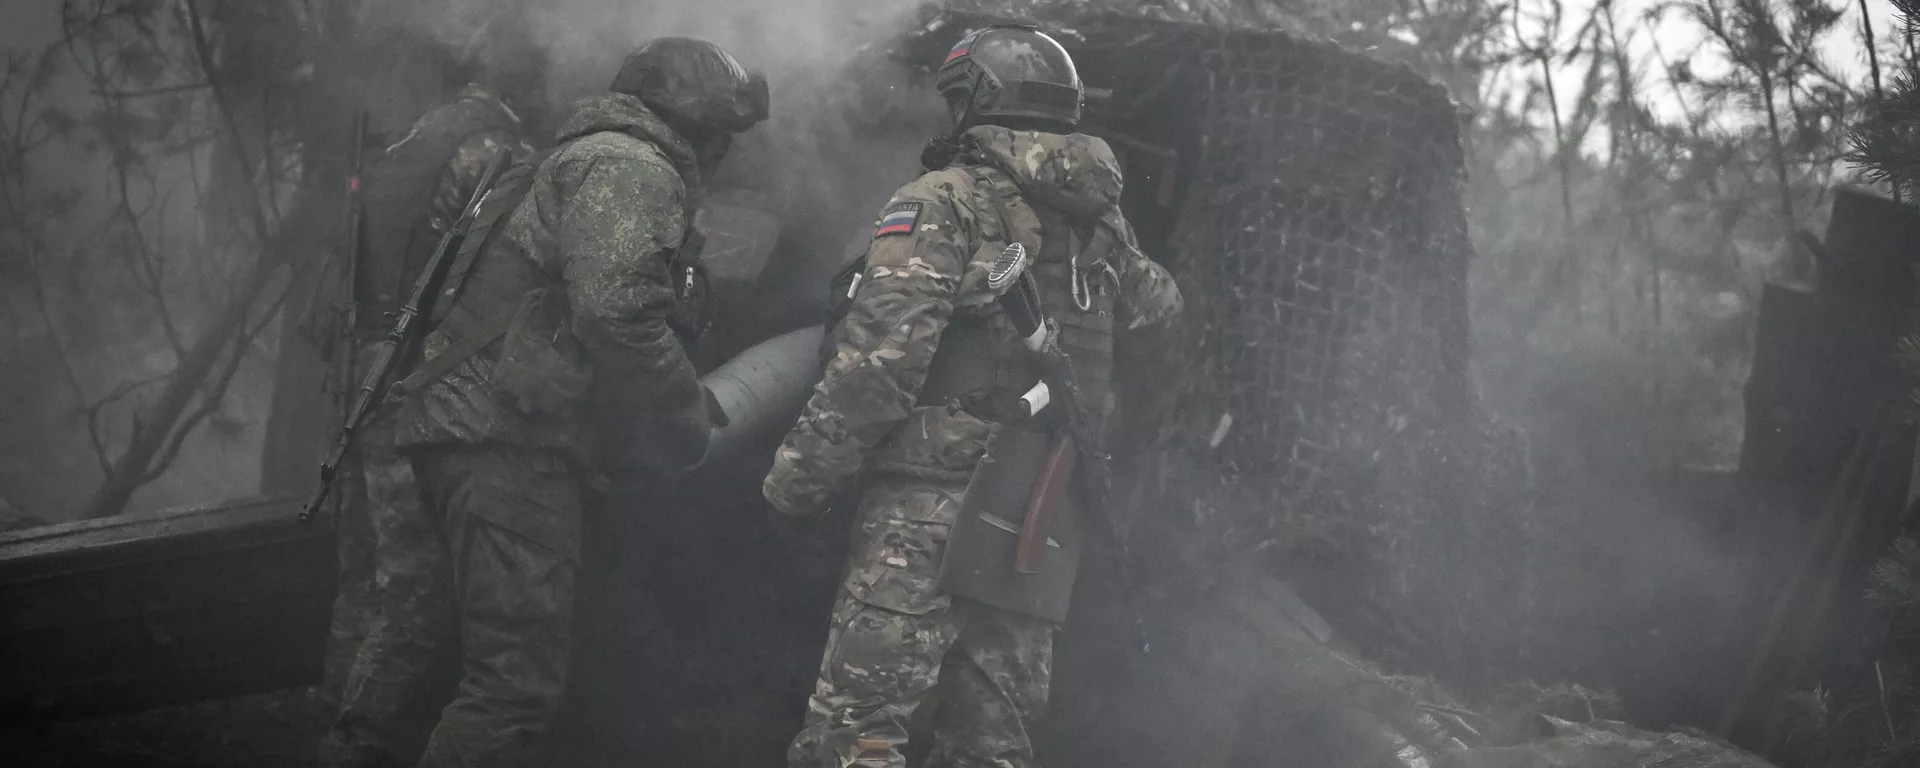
[763,125,1185,516]
[394,93,711,467]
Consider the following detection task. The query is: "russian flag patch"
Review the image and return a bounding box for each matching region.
[875,202,922,238]
[945,34,975,64]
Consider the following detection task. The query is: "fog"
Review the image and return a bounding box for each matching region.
[0,1,1900,765]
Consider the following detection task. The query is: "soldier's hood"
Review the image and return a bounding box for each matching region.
[960,125,1124,219]
[554,93,701,190]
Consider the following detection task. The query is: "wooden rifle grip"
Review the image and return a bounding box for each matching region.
[1017,435,1076,574]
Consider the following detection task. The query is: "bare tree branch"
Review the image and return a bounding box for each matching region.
[71,0,297,518]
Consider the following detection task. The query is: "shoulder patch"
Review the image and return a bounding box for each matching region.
[875,202,923,238]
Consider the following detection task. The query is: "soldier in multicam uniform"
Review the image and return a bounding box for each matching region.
[321,19,543,768]
[765,26,1184,768]
[379,37,767,768]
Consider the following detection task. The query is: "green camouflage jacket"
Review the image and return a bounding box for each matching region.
[352,84,533,327]
[395,93,711,466]
[763,125,1184,516]
[423,84,536,234]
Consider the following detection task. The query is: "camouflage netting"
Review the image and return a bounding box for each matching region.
[967,13,1540,694]
[931,0,1321,33]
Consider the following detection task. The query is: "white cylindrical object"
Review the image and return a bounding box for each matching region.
[1020,322,1048,352]
[696,325,827,466]
[1019,381,1051,417]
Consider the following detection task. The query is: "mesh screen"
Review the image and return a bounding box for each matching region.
[1172,26,1471,477]
[1053,16,1533,686]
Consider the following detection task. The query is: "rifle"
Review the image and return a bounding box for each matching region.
[341,110,369,338]
[323,110,368,522]
[992,243,1152,655]
[300,150,512,522]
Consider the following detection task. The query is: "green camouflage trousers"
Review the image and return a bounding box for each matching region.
[413,444,581,768]
[789,477,1055,768]
[322,343,403,709]
[323,403,454,768]
[323,440,380,707]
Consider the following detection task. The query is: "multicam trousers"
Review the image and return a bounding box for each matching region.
[321,345,391,711]
[324,402,453,768]
[322,437,381,709]
[413,444,581,768]
[788,477,1056,768]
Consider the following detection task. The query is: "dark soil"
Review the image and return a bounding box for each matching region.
[0,688,329,768]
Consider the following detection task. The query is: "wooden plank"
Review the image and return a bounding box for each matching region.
[0,497,334,722]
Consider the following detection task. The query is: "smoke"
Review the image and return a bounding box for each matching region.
[373,0,946,312]
[406,0,1794,732]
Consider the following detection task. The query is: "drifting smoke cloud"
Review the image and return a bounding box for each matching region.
[386,0,946,267]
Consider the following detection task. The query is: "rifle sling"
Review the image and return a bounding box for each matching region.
[390,308,515,397]
[389,149,552,399]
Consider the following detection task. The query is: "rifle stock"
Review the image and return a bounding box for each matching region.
[1000,262,1151,655]
[299,150,511,522]
[1016,434,1075,575]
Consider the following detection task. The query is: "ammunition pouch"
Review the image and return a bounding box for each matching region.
[938,425,1083,622]
[819,234,872,366]
[916,314,1042,424]
[493,287,590,415]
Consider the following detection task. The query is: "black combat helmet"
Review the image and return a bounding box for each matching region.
[935,25,1083,132]
[610,38,770,136]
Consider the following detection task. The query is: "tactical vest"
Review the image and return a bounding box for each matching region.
[358,95,525,337]
[423,149,552,348]
[917,166,1118,431]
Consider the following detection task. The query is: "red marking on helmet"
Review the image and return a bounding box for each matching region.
[944,44,970,63]
[347,176,360,193]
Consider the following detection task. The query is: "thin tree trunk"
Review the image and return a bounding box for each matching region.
[1652,243,1662,326]
[1538,53,1580,324]
[1602,2,1628,334]
[1760,72,1795,232]
[1861,0,1897,203]
[1745,6,1797,236]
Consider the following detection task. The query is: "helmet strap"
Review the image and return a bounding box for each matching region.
[952,68,992,135]
[927,72,983,172]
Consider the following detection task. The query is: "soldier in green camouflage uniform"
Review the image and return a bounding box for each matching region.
[383,38,767,768]
[765,27,1183,768]
[318,32,461,714]
[322,34,542,768]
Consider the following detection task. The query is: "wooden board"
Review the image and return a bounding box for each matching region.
[0,498,333,722]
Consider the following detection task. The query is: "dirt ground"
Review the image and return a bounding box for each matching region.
[0,688,330,768]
